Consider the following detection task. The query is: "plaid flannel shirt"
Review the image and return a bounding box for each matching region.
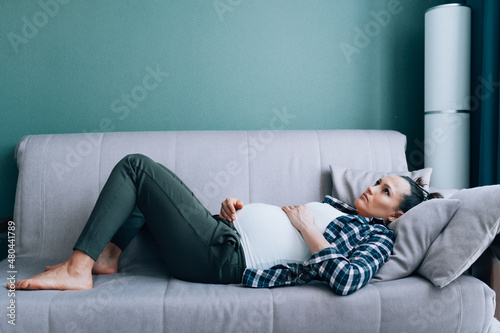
[241,195,395,295]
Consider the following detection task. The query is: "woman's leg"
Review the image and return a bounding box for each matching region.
[77,154,244,283]
[92,207,145,274]
[92,207,144,274]
[99,160,201,258]
[45,208,144,274]
[44,242,122,275]
[14,154,245,290]
[109,206,145,251]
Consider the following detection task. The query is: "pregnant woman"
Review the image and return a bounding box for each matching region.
[12,154,441,295]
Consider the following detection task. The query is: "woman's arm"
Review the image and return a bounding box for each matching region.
[281,206,393,295]
[244,210,394,295]
[281,205,332,255]
[312,230,393,295]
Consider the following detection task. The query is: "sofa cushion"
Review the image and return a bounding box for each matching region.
[2,255,494,333]
[372,199,460,282]
[418,185,500,288]
[329,165,432,205]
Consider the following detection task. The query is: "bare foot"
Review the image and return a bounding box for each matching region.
[45,243,122,275]
[91,242,122,275]
[13,250,94,290]
[45,260,67,271]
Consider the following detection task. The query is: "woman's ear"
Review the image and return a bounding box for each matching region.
[388,210,404,223]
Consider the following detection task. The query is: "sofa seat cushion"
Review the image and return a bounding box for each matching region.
[1,229,495,333]
[2,258,493,333]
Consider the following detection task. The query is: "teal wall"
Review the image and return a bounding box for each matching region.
[0,0,447,217]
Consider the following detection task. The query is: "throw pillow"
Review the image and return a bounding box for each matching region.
[330,165,433,205]
[418,185,500,288]
[372,199,460,282]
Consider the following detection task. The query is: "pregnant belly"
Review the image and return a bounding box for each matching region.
[233,202,345,270]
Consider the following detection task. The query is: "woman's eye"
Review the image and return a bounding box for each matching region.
[375,180,380,185]
[384,188,390,195]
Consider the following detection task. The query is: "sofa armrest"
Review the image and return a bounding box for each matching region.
[491,255,500,319]
[471,235,500,319]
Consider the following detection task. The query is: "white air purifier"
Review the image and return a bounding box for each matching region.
[424,4,471,189]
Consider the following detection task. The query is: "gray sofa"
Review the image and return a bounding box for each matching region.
[0,129,497,332]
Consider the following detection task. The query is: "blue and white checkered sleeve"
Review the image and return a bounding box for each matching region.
[241,263,303,288]
[311,229,394,295]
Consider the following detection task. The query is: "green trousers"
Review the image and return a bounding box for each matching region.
[73,154,245,284]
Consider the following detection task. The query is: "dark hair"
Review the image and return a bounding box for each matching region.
[399,176,443,213]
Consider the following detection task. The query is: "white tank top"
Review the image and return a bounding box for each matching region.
[232,202,346,269]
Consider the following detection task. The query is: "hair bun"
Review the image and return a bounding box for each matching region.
[414,176,443,200]
[415,177,427,188]
[428,192,444,200]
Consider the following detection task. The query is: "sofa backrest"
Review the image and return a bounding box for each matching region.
[13,130,408,259]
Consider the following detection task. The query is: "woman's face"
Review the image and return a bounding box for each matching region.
[354,175,411,222]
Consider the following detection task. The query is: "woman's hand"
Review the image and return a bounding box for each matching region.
[220,197,244,222]
[282,205,332,255]
[281,205,315,233]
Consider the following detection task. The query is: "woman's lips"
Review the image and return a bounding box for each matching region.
[362,193,368,201]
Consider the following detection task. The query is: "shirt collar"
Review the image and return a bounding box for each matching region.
[323,195,388,226]
[323,195,358,214]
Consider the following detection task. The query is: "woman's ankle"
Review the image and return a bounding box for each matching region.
[68,250,95,273]
[100,242,122,261]
[107,242,122,257]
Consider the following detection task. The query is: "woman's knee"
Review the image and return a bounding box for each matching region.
[118,154,177,180]
[120,153,151,167]
[112,154,153,175]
